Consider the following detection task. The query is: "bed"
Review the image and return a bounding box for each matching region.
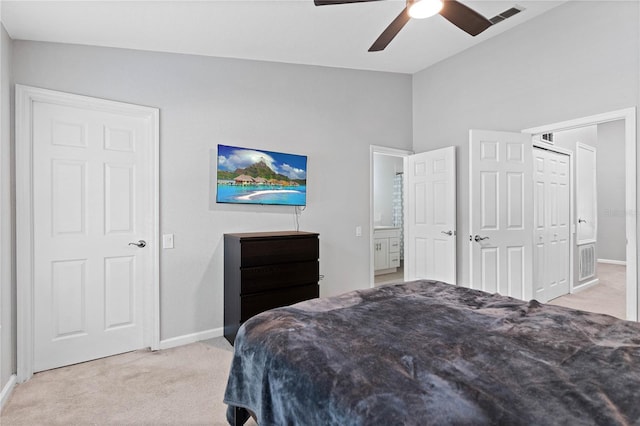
[223,280,640,425]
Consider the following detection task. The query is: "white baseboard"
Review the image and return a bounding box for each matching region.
[0,374,17,412]
[572,278,600,294]
[158,327,223,350]
[598,258,627,266]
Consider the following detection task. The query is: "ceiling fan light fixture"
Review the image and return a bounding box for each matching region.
[407,0,443,19]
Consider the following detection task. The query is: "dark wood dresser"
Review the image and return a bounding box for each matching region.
[224,231,320,345]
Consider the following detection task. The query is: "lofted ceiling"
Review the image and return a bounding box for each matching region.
[1,0,564,74]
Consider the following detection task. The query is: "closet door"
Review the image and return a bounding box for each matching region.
[533,148,571,302]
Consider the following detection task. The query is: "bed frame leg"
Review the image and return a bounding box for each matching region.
[231,406,250,426]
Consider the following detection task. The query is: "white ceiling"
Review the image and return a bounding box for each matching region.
[1,0,564,74]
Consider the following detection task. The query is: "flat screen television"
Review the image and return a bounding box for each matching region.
[216,144,307,206]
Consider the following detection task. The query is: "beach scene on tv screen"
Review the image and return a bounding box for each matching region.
[216,145,307,206]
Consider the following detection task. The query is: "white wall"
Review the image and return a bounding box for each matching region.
[596,120,626,262]
[412,0,640,286]
[11,41,413,341]
[553,126,597,150]
[0,23,14,395]
[373,153,403,227]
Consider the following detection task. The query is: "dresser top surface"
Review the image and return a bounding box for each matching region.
[225,231,319,239]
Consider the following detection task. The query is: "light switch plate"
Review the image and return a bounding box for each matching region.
[355,226,362,237]
[163,234,174,249]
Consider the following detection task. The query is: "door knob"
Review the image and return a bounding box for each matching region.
[578,218,587,224]
[128,240,147,248]
[474,235,489,242]
[441,230,454,236]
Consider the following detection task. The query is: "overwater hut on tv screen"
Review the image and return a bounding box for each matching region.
[216,144,307,206]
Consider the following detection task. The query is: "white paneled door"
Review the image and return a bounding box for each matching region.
[532,148,571,302]
[31,99,154,372]
[406,147,456,284]
[469,130,532,300]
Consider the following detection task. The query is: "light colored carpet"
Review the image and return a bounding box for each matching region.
[549,262,626,320]
[1,337,257,425]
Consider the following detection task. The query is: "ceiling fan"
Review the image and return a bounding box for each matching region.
[314,0,523,51]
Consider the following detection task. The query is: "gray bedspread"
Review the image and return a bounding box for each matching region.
[223,280,640,425]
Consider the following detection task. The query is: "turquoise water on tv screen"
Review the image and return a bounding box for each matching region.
[217,184,307,206]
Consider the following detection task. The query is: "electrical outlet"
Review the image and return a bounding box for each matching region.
[162,234,174,249]
[355,226,362,237]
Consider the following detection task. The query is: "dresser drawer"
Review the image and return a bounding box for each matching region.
[241,261,319,294]
[240,236,319,267]
[240,283,319,322]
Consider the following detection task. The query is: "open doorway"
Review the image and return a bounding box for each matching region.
[370,146,410,286]
[542,121,627,320]
[369,145,457,287]
[523,108,636,321]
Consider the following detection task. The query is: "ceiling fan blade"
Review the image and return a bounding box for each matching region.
[439,0,492,36]
[368,7,411,52]
[314,0,384,6]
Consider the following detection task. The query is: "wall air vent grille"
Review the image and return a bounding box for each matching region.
[578,244,596,281]
[489,7,524,25]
